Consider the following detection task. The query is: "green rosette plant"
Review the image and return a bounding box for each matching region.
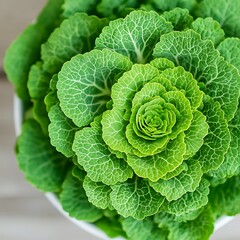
[4,0,240,239]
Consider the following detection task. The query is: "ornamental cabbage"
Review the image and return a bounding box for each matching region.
[4,1,240,240]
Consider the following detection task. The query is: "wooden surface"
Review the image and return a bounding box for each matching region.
[0,0,240,239]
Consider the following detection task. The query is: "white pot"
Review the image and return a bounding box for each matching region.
[13,95,234,239]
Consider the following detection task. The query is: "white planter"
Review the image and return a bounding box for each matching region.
[13,95,234,239]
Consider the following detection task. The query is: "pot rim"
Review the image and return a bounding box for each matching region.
[13,95,234,239]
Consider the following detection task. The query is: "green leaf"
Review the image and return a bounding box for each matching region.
[97,0,139,18]
[149,160,202,201]
[209,176,240,217]
[48,104,79,158]
[150,58,175,71]
[163,206,214,240]
[159,66,203,109]
[60,171,103,222]
[194,98,230,173]
[110,177,165,219]
[95,217,127,238]
[153,29,240,122]
[32,99,50,135]
[41,13,108,74]
[62,0,100,18]
[184,110,209,158]
[58,49,132,127]
[161,162,188,181]
[111,64,159,110]
[190,17,225,46]
[44,74,59,112]
[149,0,197,12]
[154,208,204,224]
[162,178,210,216]
[217,38,240,71]
[4,0,64,100]
[194,0,240,37]
[121,217,168,240]
[96,10,173,63]
[208,108,240,185]
[17,119,69,192]
[83,176,112,209]
[162,8,193,31]
[27,62,52,99]
[72,117,133,185]
[127,133,186,181]
[102,108,133,155]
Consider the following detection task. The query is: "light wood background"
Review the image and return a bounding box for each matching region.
[0,1,239,239]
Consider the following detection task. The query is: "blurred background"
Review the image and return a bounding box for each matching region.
[0,1,239,239]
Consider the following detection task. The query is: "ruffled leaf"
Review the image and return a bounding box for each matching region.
[162,178,210,215]
[190,17,225,46]
[96,10,173,63]
[17,119,69,192]
[62,0,99,18]
[194,0,240,37]
[48,104,79,158]
[149,160,202,201]
[83,176,113,209]
[217,38,240,71]
[58,49,132,127]
[127,133,186,181]
[60,171,103,222]
[41,13,109,74]
[110,177,164,219]
[72,117,133,185]
[154,29,240,122]
[194,97,230,173]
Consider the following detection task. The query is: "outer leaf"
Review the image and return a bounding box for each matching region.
[194,98,230,173]
[58,49,132,127]
[110,177,164,220]
[194,0,240,37]
[4,0,64,100]
[167,206,214,240]
[72,117,133,185]
[161,162,188,181]
[127,133,186,182]
[149,160,202,201]
[149,0,197,12]
[44,74,59,112]
[62,0,99,18]
[60,171,103,222]
[121,217,167,240]
[217,38,240,71]
[32,99,50,135]
[208,108,240,185]
[83,176,112,209]
[96,10,173,63]
[190,17,225,46]
[27,61,51,99]
[48,104,79,158]
[41,13,108,74]
[209,176,240,217]
[153,29,240,122]
[97,0,138,18]
[95,217,127,238]
[17,119,69,192]
[184,110,209,157]
[162,178,210,216]
[162,8,193,31]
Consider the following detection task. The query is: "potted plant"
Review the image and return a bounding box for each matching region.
[5,0,240,239]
